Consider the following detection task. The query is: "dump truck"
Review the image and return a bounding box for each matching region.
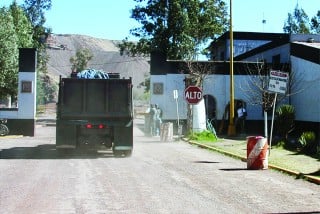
[56,70,133,157]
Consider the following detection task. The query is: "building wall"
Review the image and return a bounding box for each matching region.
[150,74,188,120]
[225,40,270,59]
[151,73,267,122]
[243,44,290,63]
[291,56,320,122]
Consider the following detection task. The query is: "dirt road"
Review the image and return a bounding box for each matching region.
[0,120,319,213]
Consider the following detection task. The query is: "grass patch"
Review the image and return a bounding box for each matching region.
[188,130,218,142]
[197,138,320,179]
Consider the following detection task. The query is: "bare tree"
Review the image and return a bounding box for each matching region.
[239,59,310,142]
[239,60,306,109]
[182,61,215,134]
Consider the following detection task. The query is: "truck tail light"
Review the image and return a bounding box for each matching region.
[86,124,93,129]
[98,124,104,129]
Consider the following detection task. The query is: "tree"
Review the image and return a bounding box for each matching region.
[20,0,54,105]
[9,2,33,48]
[311,11,320,34]
[22,0,52,71]
[0,7,19,99]
[119,0,228,60]
[283,4,310,34]
[70,48,94,73]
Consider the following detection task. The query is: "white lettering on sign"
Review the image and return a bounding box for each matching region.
[184,86,202,104]
[185,91,202,99]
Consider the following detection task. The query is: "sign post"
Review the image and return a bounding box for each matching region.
[267,70,289,154]
[173,89,181,136]
[184,86,203,105]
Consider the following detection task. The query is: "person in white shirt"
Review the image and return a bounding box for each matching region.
[236,102,247,134]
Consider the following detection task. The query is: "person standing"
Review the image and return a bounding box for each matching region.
[236,102,247,134]
[155,104,162,136]
[149,104,157,136]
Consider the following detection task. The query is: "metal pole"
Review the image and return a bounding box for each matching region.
[269,93,277,155]
[176,97,180,128]
[228,0,236,136]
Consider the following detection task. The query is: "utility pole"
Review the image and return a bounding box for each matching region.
[228,0,236,136]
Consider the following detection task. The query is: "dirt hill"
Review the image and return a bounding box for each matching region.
[46,34,150,95]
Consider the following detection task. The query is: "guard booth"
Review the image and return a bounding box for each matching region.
[0,48,37,136]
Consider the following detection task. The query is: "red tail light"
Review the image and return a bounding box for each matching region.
[98,124,104,129]
[86,124,93,129]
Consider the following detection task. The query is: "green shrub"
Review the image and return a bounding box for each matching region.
[275,104,295,140]
[189,130,217,142]
[299,131,317,155]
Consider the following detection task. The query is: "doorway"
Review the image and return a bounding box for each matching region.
[203,94,217,129]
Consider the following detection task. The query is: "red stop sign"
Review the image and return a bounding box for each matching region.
[184,86,203,104]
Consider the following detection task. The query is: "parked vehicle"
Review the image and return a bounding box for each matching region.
[56,70,133,157]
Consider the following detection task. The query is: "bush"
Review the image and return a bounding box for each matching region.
[299,131,317,155]
[275,104,295,140]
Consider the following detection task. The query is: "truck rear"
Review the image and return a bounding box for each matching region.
[56,73,133,157]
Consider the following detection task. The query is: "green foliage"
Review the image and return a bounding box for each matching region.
[189,130,217,142]
[36,74,57,105]
[275,104,295,140]
[299,131,316,148]
[273,140,286,149]
[22,0,52,27]
[22,0,52,71]
[283,4,312,34]
[311,11,320,33]
[0,7,19,99]
[138,75,150,93]
[0,0,55,108]
[10,2,33,48]
[70,48,94,73]
[299,131,318,155]
[119,0,228,60]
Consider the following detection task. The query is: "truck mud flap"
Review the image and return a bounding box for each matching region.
[113,124,133,156]
[56,120,77,149]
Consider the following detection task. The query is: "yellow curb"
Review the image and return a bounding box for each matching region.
[0,135,23,139]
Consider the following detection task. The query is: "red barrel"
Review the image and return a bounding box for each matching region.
[247,136,268,170]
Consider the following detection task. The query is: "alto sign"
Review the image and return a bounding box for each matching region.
[184,86,203,104]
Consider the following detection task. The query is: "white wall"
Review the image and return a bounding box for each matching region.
[151,73,267,122]
[150,74,188,120]
[291,56,320,122]
[17,72,37,119]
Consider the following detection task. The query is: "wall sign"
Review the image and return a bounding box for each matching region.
[21,81,32,93]
[153,82,163,95]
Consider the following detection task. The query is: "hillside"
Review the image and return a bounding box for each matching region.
[46,34,150,95]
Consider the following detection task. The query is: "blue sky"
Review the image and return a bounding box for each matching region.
[1,0,319,40]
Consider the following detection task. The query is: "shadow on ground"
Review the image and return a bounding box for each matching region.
[0,144,117,159]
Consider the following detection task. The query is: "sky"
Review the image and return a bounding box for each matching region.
[1,0,319,41]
